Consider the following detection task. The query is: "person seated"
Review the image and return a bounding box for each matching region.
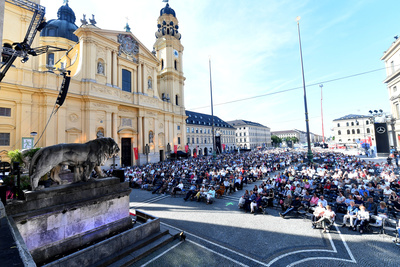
[195,185,208,201]
[238,189,250,209]
[152,178,166,194]
[250,193,264,214]
[354,194,364,208]
[342,201,358,228]
[318,195,328,208]
[281,193,292,211]
[314,205,335,233]
[364,197,377,215]
[266,189,275,207]
[301,191,311,209]
[373,201,388,226]
[279,195,302,218]
[234,177,242,191]
[171,181,184,197]
[392,197,400,218]
[312,202,326,226]
[215,183,225,198]
[353,205,369,234]
[184,184,199,201]
[206,186,216,204]
[395,219,400,246]
[310,193,319,207]
[223,178,232,195]
[335,192,347,213]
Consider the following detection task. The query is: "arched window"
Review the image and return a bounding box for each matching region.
[352,129,355,134]
[338,130,341,135]
[357,129,360,134]
[161,59,164,70]
[366,120,369,125]
[175,95,179,106]
[174,60,177,70]
[366,128,370,133]
[347,130,350,134]
[346,122,349,126]
[337,123,340,127]
[356,121,359,126]
[351,122,354,126]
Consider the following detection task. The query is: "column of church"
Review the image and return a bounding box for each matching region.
[106,112,112,138]
[112,51,117,87]
[106,48,112,86]
[137,62,142,94]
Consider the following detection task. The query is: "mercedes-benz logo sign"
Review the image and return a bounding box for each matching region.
[376,126,386,134]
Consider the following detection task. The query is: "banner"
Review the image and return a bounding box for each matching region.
[374,123,389,154]
[174,145,178,154]
[185,145,189,153]
[133,147,138,160]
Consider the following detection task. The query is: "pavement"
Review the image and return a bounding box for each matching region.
[129,181,400,267]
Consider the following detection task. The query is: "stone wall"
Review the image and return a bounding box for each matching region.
[5,178,132,265]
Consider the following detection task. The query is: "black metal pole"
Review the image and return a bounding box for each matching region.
[296,17,313,163]
[209,57,216,159]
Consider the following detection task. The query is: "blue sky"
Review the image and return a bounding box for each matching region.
[41,0,399,137]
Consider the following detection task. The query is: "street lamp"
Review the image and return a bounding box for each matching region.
[296,16,313,163]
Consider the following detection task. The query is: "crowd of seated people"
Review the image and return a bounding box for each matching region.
[119,146,400,241]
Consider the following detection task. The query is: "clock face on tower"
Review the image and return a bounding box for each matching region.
[173,49,179,58]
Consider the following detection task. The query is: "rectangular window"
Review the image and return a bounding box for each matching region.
[196,138,199,144]
[200,129,202,134]
[178,137,181,144]
[192,128,194,133]
[0,107,11,117]
[187,127,189,133]
[187,137,190,144]
[177,125,181,130]
[192,137,195,143]
[122,69,132,92]
[196,128,198,133]
[0,133,10,146]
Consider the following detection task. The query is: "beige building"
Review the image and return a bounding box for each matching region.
[186,111,236,156]
[332,114,374,146]
[0,1,186,166]
[381,36,400,149]
[227,120,271,149]
[272,129,323,145]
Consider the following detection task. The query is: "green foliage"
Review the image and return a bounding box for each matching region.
[271,135,282,147]
[7,149,23,164]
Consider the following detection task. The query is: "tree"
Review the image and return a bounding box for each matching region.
[271,135,282,147]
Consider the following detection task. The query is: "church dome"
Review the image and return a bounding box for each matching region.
[160,3,176,17]
[40,2,78,42]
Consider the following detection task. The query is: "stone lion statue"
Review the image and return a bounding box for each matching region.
[29,138,120,190]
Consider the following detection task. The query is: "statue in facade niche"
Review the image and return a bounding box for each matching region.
[29,138,120,190]
[97,62,104,74]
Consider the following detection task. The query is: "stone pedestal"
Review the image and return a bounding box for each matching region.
[5,177,132,265]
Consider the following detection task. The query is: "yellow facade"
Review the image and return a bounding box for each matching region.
[0,1,186,166]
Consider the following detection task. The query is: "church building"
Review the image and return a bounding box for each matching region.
[0,0,187,167]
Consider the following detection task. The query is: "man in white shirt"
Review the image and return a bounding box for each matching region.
[318,195,328,207]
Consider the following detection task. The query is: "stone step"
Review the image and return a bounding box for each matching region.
[95,225,179,267]
[102,231,175,267]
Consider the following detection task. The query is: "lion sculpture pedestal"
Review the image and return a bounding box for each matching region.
[5,178,134,265]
